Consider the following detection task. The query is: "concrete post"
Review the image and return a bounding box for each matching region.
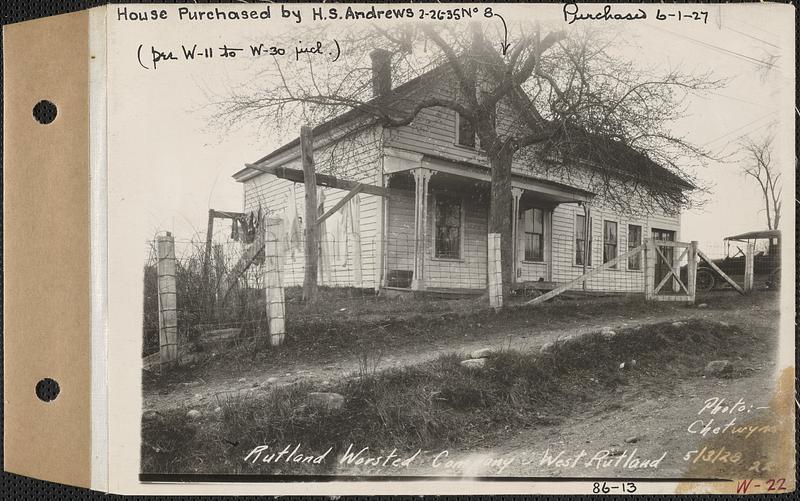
[744,241,755,293]
[488,233,503,309]
[156,233,178,367]
[264,218,286,346]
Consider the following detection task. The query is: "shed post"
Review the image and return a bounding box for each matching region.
[203,209,214,308]
[264,218,286,346]
[156,233,178,367]
[744,241,755,293]
[301,125,319,302]
[687,241,698,303]
[212,243,225,320]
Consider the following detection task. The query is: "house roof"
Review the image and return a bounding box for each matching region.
[421,152,595,201]
[236,62,693,192]
[545,126,695,190]
[242,65,449,170]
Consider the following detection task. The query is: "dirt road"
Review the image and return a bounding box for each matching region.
[391,363,780,479]
[143,292,780,414]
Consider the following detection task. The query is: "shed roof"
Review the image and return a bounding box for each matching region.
[724,229,781,241]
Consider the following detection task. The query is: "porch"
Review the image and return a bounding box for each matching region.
[381,148,594,292]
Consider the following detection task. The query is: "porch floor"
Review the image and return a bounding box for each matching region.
[381,286,484,299]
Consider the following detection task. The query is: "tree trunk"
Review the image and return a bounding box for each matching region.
[488,148,514,303]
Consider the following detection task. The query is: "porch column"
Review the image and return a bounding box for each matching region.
[582,202,592,291]
[411,168,434,290]
[511,188,523,283]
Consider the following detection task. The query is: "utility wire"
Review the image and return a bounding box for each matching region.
[651,24,776,69]
[724,25,780,49]
[700,112,776,147]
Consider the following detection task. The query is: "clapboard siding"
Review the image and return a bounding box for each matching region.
[385,189,488,289]
[549,202,680,292]
[242,126,384,288]
[385,190,415,273]
[237,68,687,294]
[425,192,488,289]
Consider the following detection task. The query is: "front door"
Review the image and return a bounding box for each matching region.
[652,228,676,291]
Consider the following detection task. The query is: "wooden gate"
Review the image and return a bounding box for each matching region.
[645,239,697,303]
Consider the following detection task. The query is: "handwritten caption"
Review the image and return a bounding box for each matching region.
[243,443,667,475]
[562,3,710,25]
[137,40,341,70]
[682,396,787,493]
[121,5,511,71]
[118,5,500,25]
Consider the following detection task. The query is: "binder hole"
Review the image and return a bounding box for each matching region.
[36,378,60,402]
[32,100,57,124]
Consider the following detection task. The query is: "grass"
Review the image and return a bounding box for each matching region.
[143,292,664,388]
[141,318,759,475]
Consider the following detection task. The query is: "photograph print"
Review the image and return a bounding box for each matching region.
[127,2,794,490]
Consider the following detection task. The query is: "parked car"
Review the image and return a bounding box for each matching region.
[685,230,781,292]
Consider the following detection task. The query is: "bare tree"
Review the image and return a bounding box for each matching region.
[741,134,781,230]
[213,20,719,300]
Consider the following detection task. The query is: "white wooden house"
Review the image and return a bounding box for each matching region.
[232,51,692,294]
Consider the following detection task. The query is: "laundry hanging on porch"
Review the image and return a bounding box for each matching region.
[318,189,333,284]
[241,205,265,265]
[283,185,302,258]
[326,211,347,267]
[230,217,240,241]
[346,194,362,287]
[236,206,263,245]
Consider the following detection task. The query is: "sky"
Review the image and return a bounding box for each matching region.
[105,3,794,250]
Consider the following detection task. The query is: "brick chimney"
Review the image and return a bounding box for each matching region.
[369,49,392,98]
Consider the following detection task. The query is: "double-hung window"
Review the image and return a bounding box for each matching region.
[627,224,642,270]
[521,208,545,262]
[603,221,618,267]
[456,113,476,148]
[434,195,462,259]
[575,214,592,266]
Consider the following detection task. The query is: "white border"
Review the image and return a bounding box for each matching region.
[89,5,109,492]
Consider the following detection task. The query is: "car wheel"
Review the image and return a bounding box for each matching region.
[696,269,715,292]
[767,267,781,289]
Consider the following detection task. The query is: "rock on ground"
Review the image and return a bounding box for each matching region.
[601,327,616,340]
[307,392,345,411]
[704,359,733,376]
[186,409,202,420]
[460,358,487,369]
[142,410,162,423]
[470,348,493,359]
